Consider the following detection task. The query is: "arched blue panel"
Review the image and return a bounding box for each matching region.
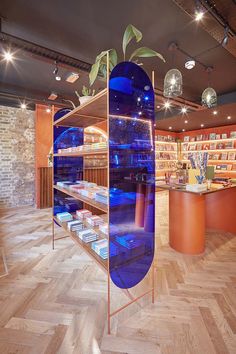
[109,61,155,289]
[53,125,84,217]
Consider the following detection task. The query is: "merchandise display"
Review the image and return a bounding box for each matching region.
[56,212,73,222]
[77,228,98,243]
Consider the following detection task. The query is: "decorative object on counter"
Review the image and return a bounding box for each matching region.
[75,86,96,105]
[201,67,217,108]
[89,24,165,86]
[189,152,209,183]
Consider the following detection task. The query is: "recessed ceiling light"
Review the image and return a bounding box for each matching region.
[164,101,171,109]
[213,110,218,115]
[169,126,172,130]
[185,59,195,70]
[184,120,188,124]
[181,107,187,114]
[227,116,231,120]
[21,103,27,109]
[201,124,204,127]
[55,75,61,81]
[48,92,58,100]
[3,50,14,62]
[66,72,80,83]
[195,10,204,21]
[138,111,142,115]
[182,129,185,132]
[156,105,161,109]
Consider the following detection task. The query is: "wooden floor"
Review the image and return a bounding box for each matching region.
[0,200,236,353]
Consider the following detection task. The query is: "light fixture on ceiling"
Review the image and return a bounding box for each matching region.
[48,92,58,100]
[163,43,183,98]
[53,61,61,81]
[185,59,196,70]
[201,124,204,127]
[66,72,80,83]
[181,106,187,114]
[182,129,185,132]
[169,126,172,130]
[221,26,229,47]
[46,107,51,113]
[213,110,218,115]
[194,0,205,21]
[201,67,217,108]
[227,116,231,120]
[2,50,14,62]
[156,105,161,109]
[21,102,27,109]
[184,120,188,124]
[164,101,171,109]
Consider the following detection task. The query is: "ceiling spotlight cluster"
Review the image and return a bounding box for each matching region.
[2,50,14,62]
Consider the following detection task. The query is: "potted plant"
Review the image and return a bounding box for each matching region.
[75,86,96,105]
[89,24,165,86]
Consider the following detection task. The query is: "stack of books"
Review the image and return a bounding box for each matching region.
[67,220,84,232]
[56,212,73,222]
[87,216,104,227]
[92,239,108,259]
[77,228,98,243]
[95,190,108,205]
[99,223,108,235]
[76,209,92,220]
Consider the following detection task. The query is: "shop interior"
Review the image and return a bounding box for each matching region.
[0,1,236,353]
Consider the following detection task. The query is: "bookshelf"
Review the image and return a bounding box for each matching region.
[52,58,156,333]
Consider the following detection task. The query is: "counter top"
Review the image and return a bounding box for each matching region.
[156,183,236,195]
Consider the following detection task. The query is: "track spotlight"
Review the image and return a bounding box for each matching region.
[164,101,171,109]
[21,103,27,109]
[221,26,229,47]
[195,0,204,21]
[185,59,195,70]
[53,61,61,81]
[181,107,187,114]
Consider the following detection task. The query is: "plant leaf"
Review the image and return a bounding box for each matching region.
[122,24,142,59]
[89,60,101,86]
[109,49,118,70]
[129,47,165,62]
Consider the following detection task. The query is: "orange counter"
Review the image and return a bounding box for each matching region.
[156,185,236,255]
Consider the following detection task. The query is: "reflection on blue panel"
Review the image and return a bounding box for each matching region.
[109,61,155,289]
[54,108,72,122]
[53,125,84,218]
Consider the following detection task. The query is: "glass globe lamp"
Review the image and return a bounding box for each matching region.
[163,69,183,97]
[201,87,217,108]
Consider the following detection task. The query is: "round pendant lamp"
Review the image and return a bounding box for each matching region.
[163,68,183,98]
[201,67,217,108]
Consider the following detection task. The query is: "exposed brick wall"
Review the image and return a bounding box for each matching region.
[0,105,35,208]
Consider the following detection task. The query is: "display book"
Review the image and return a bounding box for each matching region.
[181,130,236,174]
[155,134,177,177]
[52,58,156,333]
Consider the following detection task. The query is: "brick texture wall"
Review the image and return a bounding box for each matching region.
[0,105,35,208]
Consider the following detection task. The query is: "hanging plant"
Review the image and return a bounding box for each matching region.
[89,24,165,86]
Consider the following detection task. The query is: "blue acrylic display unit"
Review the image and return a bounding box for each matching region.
[109,61,155,289]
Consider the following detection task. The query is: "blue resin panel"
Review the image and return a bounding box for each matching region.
[53,125,84,217]
[109,61,155,289]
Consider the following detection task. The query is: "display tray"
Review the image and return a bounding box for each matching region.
[54,216,108,271]
[53,89,107,128]
[54,185,108,213]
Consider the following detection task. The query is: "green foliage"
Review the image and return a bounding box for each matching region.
[89,24,165,86]
[122,24,142,60]
[75,86,96,98]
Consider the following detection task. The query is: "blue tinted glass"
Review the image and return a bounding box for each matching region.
[109,61,155,289]
[54,108,72,122]
[53,126,84,217]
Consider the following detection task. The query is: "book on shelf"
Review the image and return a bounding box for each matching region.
[220,152,228,160]
[222,133,227,139]
[210,143,216,150]
[203,144,209,150]
[190,137,195,142]
[183,136,190,142]
[189,144,196,151]
[212,154,220,160]
[196,144,202,150]
[225,141,234,149]
[230,131,236,138]
[216,142,224,149]
[209,133,216,140]
[196,135,203,141]
[228,152,236,160]
[216,134,221,140]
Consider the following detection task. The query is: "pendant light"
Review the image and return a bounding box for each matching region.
[163,43,183,98]
[201,67,217,108]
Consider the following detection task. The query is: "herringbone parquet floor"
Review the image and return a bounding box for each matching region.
[0,194,236,354]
